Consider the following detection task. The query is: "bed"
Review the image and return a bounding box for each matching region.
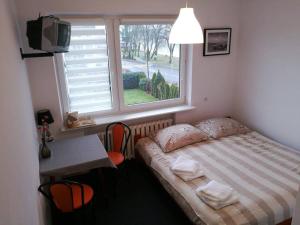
[136,130,300,225]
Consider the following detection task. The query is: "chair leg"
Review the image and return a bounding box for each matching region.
[105,167,124,199]
[92,201,97,225]
[97,168,108,198]
[86,197,97,225]
[111,163,130,198]
[51,207,61,225]
[122,161,131,182]
[117,161,130,185]
[95,167,111,209]
[81,207,86,225]
[112,168,118,198]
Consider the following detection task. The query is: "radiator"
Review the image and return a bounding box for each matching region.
[98,118,173,159]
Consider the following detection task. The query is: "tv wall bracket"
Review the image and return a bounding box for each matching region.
[20,48,54,59]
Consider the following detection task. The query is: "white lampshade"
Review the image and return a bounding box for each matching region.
[169,8,203,44]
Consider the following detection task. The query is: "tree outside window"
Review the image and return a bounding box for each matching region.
[120,24,180,106]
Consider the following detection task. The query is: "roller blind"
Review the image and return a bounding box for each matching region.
[62,21,112,114]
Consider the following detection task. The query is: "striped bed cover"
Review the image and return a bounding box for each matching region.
[136,131,300,225]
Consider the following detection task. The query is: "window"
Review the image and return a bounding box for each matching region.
[119,24,181,106]
[57,20,113,114]
[57,17,186,116]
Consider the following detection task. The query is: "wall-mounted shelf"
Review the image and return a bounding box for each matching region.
[20,48,54,59]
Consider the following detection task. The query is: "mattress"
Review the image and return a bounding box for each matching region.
[135,131,300,225]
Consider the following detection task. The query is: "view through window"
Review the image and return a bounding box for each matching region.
[120,24,181,106]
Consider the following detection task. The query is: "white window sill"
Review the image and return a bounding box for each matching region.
[60,105,195,133]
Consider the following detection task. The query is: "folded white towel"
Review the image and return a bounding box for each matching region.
[170,156,204,181]
[197,180,233,201]
[199,191,239,210]
[196,180,239,210]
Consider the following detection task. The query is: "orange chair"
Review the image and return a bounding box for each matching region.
[38,180,94,225]
[105,122,131,167]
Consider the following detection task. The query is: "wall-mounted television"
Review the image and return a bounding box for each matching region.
[26,16,71,53]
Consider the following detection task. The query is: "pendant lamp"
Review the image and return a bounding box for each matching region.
[169,5,203,44]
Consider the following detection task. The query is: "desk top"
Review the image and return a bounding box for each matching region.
[39,134,113,176]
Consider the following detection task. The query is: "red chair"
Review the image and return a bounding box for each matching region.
[105,122,131,167]
[104,122,131,197]
[38,180,94,225]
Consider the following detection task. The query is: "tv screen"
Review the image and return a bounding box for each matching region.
[57,23,71,47]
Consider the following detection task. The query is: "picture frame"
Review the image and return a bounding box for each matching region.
[203,28,232,56]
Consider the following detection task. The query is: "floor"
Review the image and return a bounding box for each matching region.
[71,160,193,225]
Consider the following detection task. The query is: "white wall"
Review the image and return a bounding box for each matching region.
[13,0,241,135]
[175,0,241,123]
[0,0,45,225]
[234,0,300,150]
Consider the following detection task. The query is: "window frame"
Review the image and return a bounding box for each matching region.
[55,17,119,117]
[55,16,188,118]
[114,18,187,113]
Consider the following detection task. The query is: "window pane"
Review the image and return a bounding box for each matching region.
[120,24,180,106]
[62,24,112,114]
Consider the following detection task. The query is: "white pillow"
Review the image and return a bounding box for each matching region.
[194,118,250,139]
[152,124,209,153]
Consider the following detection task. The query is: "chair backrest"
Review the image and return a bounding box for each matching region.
[105,122,131,154]
[38,180,85,213]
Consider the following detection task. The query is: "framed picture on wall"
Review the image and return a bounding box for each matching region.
[203,28,232,56]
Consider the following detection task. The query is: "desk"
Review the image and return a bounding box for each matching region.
[39,134,114,176]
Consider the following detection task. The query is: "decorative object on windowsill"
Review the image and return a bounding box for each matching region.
[203,28,232,56]
[169,1,203,44]
[37,109,54,159]
[65,111,96,129]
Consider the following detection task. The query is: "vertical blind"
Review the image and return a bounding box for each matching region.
[62,22,112,114]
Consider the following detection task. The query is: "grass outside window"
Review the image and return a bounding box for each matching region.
[124,89,158,105]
